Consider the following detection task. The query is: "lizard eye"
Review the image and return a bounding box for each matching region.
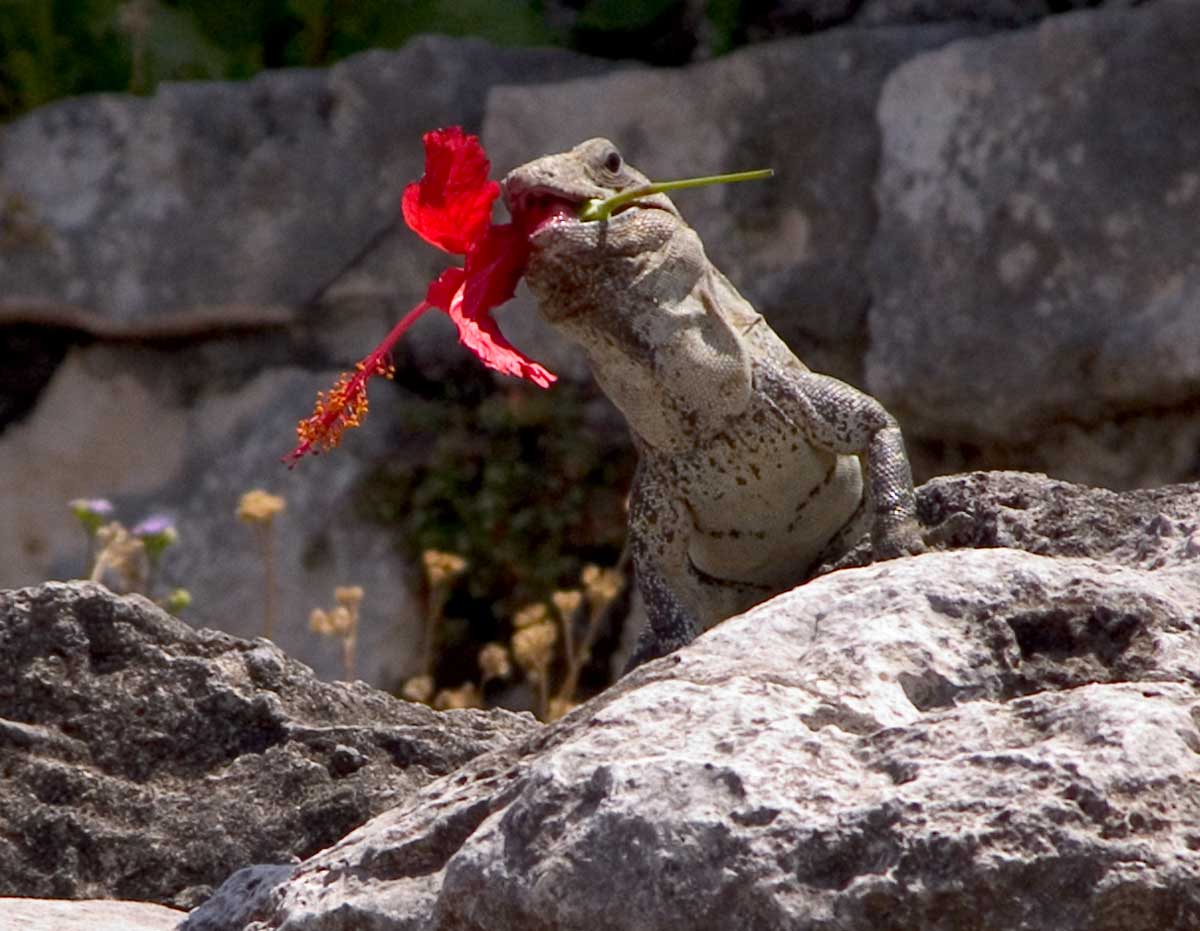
[603,149,622,174]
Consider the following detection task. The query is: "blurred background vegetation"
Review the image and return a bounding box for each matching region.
[0,0,755,123]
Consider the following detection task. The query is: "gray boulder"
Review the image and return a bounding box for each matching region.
[184,472,1200,930]
[917,470,1200,567]
[0,582,538,909]
[868,0,1200,487]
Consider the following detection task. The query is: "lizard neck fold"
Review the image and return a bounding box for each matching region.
[532,227,756,452]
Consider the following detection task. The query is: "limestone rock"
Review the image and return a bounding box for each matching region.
[918,470,1200,569]
[0,582,538,909]
[175,865,295,931]
[1,897,185,931]
[185,474,1200,930]
[868,0,1200,486]
[0,37,612,329]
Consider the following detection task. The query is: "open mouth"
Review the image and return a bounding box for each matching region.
[508,187,652,239]
[509,190,580,237]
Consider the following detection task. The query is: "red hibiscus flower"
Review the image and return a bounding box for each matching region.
[285,126,555,467]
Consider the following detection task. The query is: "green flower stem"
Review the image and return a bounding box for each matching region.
[579,168,774,222]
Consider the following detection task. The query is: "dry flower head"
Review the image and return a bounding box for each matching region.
[236,489,286,524]
[434,682,482,711]
[582,564,623,608]
[402,675,435,703]
[422,549,468,587]
[91,522,146,589]
[335,585,364,610]
[478,642,512,682]
[512,621,557,673]
[513,602,550,629]
[551,589,583,619]
[310,606,354,637]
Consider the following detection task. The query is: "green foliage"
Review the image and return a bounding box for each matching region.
[0,0,556,122]
[705,0,743,56]
[134,3,229,87]
[574,0,677,31]
[0,0,130,117]
[1,0,760,124]
[355,383,633,626]
[300,0,555,60]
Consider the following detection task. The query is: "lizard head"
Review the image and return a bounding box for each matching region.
[502,139,695,322]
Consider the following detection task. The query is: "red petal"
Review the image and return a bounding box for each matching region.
[463,224,529,314]
[447,224,556,387]
[425,266,466,310]
[419,231,555,387]
[445,283,556,389]
[401,127,500,255]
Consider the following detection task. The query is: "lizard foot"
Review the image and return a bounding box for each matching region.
[871,518,927,562]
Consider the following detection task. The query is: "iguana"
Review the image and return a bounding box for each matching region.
[503,138,925,669]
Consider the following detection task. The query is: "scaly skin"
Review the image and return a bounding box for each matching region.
[504,139,924,670]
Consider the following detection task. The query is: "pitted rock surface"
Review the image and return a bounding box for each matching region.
[0,582,537,909]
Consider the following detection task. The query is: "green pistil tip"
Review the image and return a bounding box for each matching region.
[579,168,774,223]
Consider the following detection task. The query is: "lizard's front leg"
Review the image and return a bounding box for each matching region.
[625,458,702,671]
[760,362,925,561]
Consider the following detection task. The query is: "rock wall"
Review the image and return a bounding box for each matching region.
[1,1,1196,685]
[869,0,1200,486]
